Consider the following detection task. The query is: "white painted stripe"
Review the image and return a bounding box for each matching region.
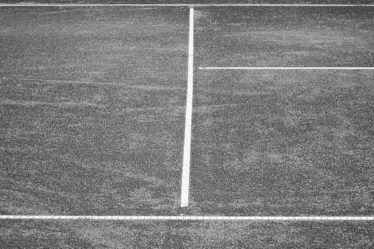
[1,215,374,221]
[1,4,374,7]
[180,7,194,208]
[199,67,374,70]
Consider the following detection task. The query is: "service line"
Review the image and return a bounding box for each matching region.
[1,215,374,221]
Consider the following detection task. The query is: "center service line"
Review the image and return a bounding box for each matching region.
[180,7,194,208]
[199,67,374,70]
[1,215,374,221]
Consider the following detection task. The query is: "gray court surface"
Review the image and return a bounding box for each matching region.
[1,2,374,248]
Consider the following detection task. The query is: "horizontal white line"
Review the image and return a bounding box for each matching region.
[1,215,374,221]
[1,4,374,7]
[199,67,374,70]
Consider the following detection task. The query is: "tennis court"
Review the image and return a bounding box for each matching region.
[1,2,374,248]
[0,6,189,215]
[192,6,374,215]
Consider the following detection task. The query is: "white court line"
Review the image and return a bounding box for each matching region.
[199,67,374,70]
[180,7,194,208]
[1,215,374,221]
[1,4,374,7]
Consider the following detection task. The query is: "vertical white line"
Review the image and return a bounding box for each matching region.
[181,7,194,208]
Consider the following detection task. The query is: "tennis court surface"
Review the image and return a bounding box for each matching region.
[1,2,374,248]
[192,6,374,215]
[1,7,189,215]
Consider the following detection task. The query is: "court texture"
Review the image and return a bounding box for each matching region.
[1,2,374,248]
